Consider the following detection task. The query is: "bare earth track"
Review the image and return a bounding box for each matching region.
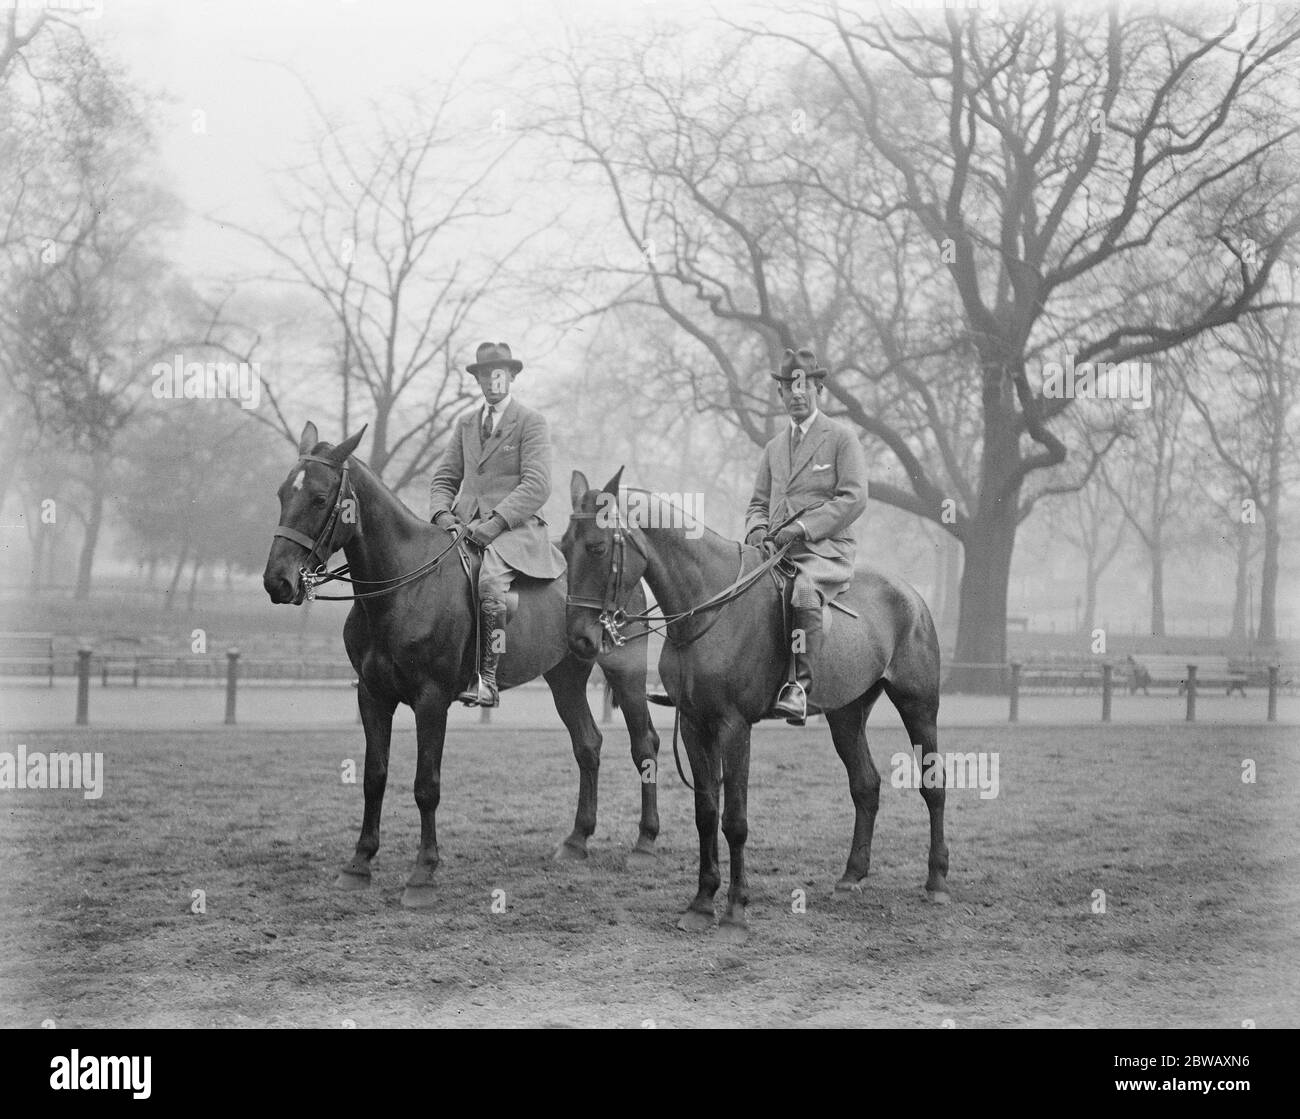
[1,721,1296,1028]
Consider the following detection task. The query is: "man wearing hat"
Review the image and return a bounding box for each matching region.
[429,342,565,707]
[744,347,868,724]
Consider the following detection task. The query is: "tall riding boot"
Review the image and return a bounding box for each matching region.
[773,604,824,725]
[458,600,508,707]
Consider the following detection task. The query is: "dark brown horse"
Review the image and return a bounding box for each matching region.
[565,470,949,939]
[262,424,660,907]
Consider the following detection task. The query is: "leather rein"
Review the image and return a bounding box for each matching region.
[564,511,792,650]
[273,454,463,602]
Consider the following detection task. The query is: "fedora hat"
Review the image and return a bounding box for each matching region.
[772,347,828,383]
[466,341,523,376]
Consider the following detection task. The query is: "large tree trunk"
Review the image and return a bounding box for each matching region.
[950,502,1018,692]
[73,476,106,600]
[1230,524,1249,640]
[186,560,203,613]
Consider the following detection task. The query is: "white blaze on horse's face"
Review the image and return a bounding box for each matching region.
[292,470,306,492]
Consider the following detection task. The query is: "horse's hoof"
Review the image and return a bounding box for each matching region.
[716,918,748,943]
[552,840,588,862]
[335,870,371,891]
[626,847,657,871]
[925,888,952,905]
[834,877,865,894]
[400,886,439,910]
[676,908,715,933]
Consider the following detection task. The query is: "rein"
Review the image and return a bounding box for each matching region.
[565,510,792,650]
[273,453,463,602]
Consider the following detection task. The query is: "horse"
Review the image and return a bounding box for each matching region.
[564,469,949,939]
[262,423,660,908]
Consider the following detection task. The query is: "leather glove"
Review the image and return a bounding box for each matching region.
[744,527,768,549]
[467,514,507,548]
[432,511,462,532]
[772,523,805,549]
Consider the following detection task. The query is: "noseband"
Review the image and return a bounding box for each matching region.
[273,453,357,598]
[565,510,644,647]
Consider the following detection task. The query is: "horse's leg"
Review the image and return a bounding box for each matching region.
[885,681,950,903]
[717,715,753,942]
[402,685,451,910]
[677,713,722,932]
[606,663,661,866]
[826,683,885,893]
[337,678,396,889]
[543,656,601,862]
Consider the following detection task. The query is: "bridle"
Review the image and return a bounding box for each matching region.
[273,453,463,602]
[564,508,643,647]
[564,504,793,650]
[273,454,358,594]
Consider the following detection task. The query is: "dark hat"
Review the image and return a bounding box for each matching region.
[772,347,828,383]
[466,341,523,376]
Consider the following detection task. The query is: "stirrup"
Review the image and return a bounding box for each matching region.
[771,681,807,725]
[457,674,499,707]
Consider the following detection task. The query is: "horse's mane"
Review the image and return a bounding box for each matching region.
[310,445,427,528]
[618,486,739,549]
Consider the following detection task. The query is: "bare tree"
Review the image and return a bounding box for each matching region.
[541,3,1300,687]
[1187,300,1299,645]
[222,77,555,495]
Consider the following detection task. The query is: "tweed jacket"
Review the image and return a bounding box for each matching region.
[428,398,565,580]
[744,410,868,563]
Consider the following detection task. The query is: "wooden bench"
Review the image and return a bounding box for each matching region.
[0,631,55,685]
[1126,654,1247,696]
[96,636,143,687]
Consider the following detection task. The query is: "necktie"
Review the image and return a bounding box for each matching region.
[481,406,495,444]
[790,423,802,469]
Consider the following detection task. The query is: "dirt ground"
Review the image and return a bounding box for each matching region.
[1,717,1296,1028]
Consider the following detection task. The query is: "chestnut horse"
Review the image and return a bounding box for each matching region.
[565,470,949,939]
[263,424,659,908]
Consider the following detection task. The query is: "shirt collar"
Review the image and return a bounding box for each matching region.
[790,409,818,438]
[483,394,512,418]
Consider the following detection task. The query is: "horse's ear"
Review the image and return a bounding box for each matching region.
[297,421,318,456]
[328,423,368,464]
[569,470,590,510]
[602,466,624,496]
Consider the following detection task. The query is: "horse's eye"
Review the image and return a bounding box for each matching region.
[311,494,327,507]
[586,541,607,556]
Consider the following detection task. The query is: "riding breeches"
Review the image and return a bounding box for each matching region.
[786,545,852,608]
[477,544,517,603]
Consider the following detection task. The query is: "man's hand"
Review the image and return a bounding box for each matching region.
[744,527,768,549]
[772,523,805,549]
[467,514,507,548]
[432,512,462,532]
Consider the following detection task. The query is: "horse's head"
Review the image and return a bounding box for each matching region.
[263,421,368,605]
[563,467,648,659]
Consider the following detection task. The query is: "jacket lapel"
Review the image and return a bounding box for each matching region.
[466,407,484,463]
[789,413,827,482]
[478,398,518,465]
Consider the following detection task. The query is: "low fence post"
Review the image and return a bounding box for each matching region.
[1009,662,1021,724]
[1267,665,1278,723]
[75,647,92,726]
[1185,663,1197,723]
[225,648,240,726]
[1101,663,1112,723]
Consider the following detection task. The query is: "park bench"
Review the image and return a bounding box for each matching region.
[0,631,55,685]
[96,635,143,686]
[1126,654,1247,697]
